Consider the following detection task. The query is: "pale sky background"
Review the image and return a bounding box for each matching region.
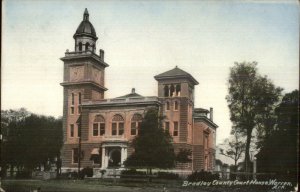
[2,0,299,145]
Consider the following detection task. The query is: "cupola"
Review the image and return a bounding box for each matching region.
[73,8,98,52]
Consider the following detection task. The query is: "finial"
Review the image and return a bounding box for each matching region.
[132,88,135,94]
[175,65,178,68]
[83,8,89,21]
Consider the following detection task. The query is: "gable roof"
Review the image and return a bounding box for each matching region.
[115,88,143,98]
[154,66,199,85]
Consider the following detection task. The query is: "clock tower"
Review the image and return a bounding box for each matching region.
[60,9,108,145]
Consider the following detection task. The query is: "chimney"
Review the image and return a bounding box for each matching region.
[210,107,213,121]
[99,49,104,61]
[131,88,135,94]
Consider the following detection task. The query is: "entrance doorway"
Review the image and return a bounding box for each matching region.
[108,149,121,167]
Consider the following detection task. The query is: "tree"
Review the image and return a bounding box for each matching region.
[176,148,192,164]
[226,62,282,172]
[1,110,63,177]
[256,90,298,183]
[124,108,176,174]
[219,131,245,170]
[1,108,30,176]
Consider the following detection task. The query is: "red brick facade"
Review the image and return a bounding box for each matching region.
[60,9,218,173]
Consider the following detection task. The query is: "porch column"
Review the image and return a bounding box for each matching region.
[104,149,109,168]
[124,147,127,161]
[121,148,125,167]
[121,147,128,167]
[101,147,105,169]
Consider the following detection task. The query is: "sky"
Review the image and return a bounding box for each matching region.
[2,0,299,145]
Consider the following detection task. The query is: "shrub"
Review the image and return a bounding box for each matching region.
[15,170,32,179]
[121,169,147,176]
[157,172,179,180]
[79,167,93,179]
[187,170,219,181]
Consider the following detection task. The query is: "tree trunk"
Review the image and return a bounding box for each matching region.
[244,128,252,174]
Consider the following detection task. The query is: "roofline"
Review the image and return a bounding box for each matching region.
[73,33,98,40]
[60,81,108,91]
[193,116,218,128]
[81,96,161,108]
[82,101,161,108]
[61,51,109,67]
[154,75,199,85]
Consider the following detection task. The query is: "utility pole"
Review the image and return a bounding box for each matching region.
[77,109,82,177]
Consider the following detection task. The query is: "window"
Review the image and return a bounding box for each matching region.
[164,85,169,97]
[85,42,90,51]
[131,122,137,135]
[70,124,75,137]
[112,114,124,136]
[166,101,170,110]
[112,123,117,135]
[78,106,81,114]
[100,123,105,136]
[118,122,124,135]
[93,123,99,136]
[170,85,175,97]
[78,92,82,104]
[71,93,75,105]
[176,84,181,96]
[93,115,105,136]
[70,107,74,115]
[90,148,100,164]
[131,114,142,135]
[78,42,82,51]
[165,122,170,132]
[174,101,179,111]
[173,121,179,136]
[72,148,79,164]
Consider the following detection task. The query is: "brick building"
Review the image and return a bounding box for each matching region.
[60,9,218,173]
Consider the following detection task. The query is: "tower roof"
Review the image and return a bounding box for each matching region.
[73,8,97,40]
[154,66,199,85]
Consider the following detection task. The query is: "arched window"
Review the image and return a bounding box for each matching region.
[93,115,105,136]
[131,114,142,135]
[85,42,90,51]
[78,42,82,51]
[170,85,175,97]
[164,85,169,97]
[176,84,181,96]
[174,100,179,111]
[112,114,124,136]
[165,101,170,110]
[92,44,95,52]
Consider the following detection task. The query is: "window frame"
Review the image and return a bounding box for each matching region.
[174,101,179,111]
[111,114,125,136]
[70,124,75,138]
[173,121,179,136]
[166,101,170,111]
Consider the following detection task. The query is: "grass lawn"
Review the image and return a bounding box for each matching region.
[1,179,292,192]
[2,179,180,192]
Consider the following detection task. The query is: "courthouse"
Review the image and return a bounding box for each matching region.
[60,9,218,173]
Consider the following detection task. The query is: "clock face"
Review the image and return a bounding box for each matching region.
[93,68,101,83]
[70,66,84,81]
